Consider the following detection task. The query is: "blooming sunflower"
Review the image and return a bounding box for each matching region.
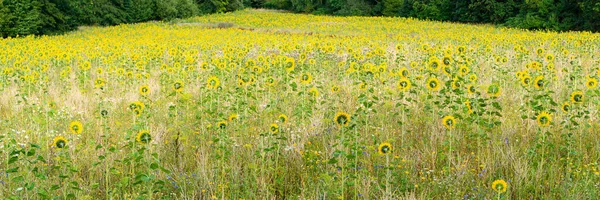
[300,72,312,84]
[53,136,67,149]
[140,85,150,96]
[228,114,238,121]
[537,111,552,127]
[278,114,288,123]
[586,77,597,89]
[426,77,441,91]
[571,91,584,104]
[207,76,220,89]
[217,121,227,129]
[442,115,456,130]
[377,142,392,155]
[397,78,411,92]
[398,67,409,78]
[466,84,476,95]
[521,75,531,87]
[469,74,478,82]
[309,87,319,97]
[284,57,295,72]
[491,179,508,193]
[334,112,351,127]
[331,85,340,93]
[95,78,105,88]
[136,130,151,144]
[533,76,545,89]
[69,121,83,134]
[270,124,279,134]
[458,65,469,76]
[561,102,570,113]
[173,80,184,92]
[428,58,441,71]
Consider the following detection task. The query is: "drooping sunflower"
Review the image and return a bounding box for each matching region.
[491,179,508,193]
[334,112,351,127]
[173,80,184,92]
[586,77,597,89]
[207,76,220,89]
[136,130,151,144]
[561,102,570,113]
[397,78,411,92]
[270,124,279,134]
[426,77,441,91]
[69,121,83,134]
[140,85,150,96]
[536,111,552,127]
[487,84,501,98]
[533,76,545,89]
[278,114,288,123]
[571,91,584,104]
[53,136,67,149]
[442,115,456,130]
[377,142,392,155]
[300,72,312,84]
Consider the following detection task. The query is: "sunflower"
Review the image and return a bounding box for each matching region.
[536,48,544,56]
[278,114,288,123]
[586,77,597,89]
[136,130,151,144]
[284,57,295,72]
[359,82,367,90]
[426,77,441,91]
[561,102,570,113]
[69,121,83,134]
[466,84,476,95]
[442,65,453,76]
[571,91,584,104]
[533,76,545,89]
[545,54,554,62]
[536,111,552,127]
[130,101,145,112]
[207,76,220,89]
[265,76,276,87]
[521,75,531,86]
[428,58,441,71]
[53,136,67,149]
[377,142,392,155]
[451,79,461,89]
[334,112,351,127]
[300,72,312,84]
[217,121,227,129]
[228,114,238,121]
[173,80,184,92]
[491,179,508,193]
[309,87,319,97]
[458,65,469,76]
[270,124,279,134]
[442,115,456,130]
[133,108,142,117]
[95,78,105,88]
[442,55,453,66]
[469,74,477,82]
[487,84,501,97]
[140,85,150,96]
[331,85,340,93]
[465,100,473,114]
[397,78,411,92]
[398,67,409,78]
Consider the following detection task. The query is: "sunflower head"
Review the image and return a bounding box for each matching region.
[217,121,227,129]
[173,80,184,92]
[69,121,83,134]
[278,114,288,123]
[140,85,150,96]
[331,85,340,93]
[533,76,545,89]
[378,142,392,155]
[136,130,151,144]
[300,72,312,84]
[426,77,441,91]
[228,114,238,121]
[397,78,411,92]
[270,124,279,134]
[469,74,477,82]
[207,76,221,89]
[586,77,597,89]
[521,75,531,86]
[561,102,570,113]
[536,111,552,127]
[334,112,351,127]
[398,67,409,78]
[53,136,67,149]
[491,179,508,193]
[466,84,476,95]
[442,115,456,130]
[571,91,584,104]
[428,58,440,71]
[95,78,105,88]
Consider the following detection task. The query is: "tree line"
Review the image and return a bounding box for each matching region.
[1,0,599,37]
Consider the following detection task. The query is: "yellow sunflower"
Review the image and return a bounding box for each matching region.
[53,136,67,149]
[173,80,184,92]
[217,121,227,129]
[94,78,105,88]
[398,67,409,78]
[533,76,545,89]
[207,76,220,89]
[309,87,319,97]
[571,91,584,104]
[377,142,392,155]
[466,84,476,95]
[334,112,351,127]
[228,114,238,121]
[300,72,312,84]
[561,102,570,113]
[397,78,411,92]
[521,75,531,87]
[586,77,597,89]
[426,77,441,91]
[136,130,151,144]
[428,57,441,71]
[491,179,508,193]
[442,115,456,130]
[139,85,150,96]
[69,121,83,134]
[536,111,552,127]
[278,114,288,123]
[270,124,279,134]
[331,85,340,93]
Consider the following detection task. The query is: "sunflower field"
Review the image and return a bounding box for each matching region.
[1,9,600,199]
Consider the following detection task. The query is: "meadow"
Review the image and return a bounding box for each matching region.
[1,9,600,199]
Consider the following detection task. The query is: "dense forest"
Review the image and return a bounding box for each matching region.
[1,0,599,37]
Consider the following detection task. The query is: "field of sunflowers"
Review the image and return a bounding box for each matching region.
[1,9,599,199]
